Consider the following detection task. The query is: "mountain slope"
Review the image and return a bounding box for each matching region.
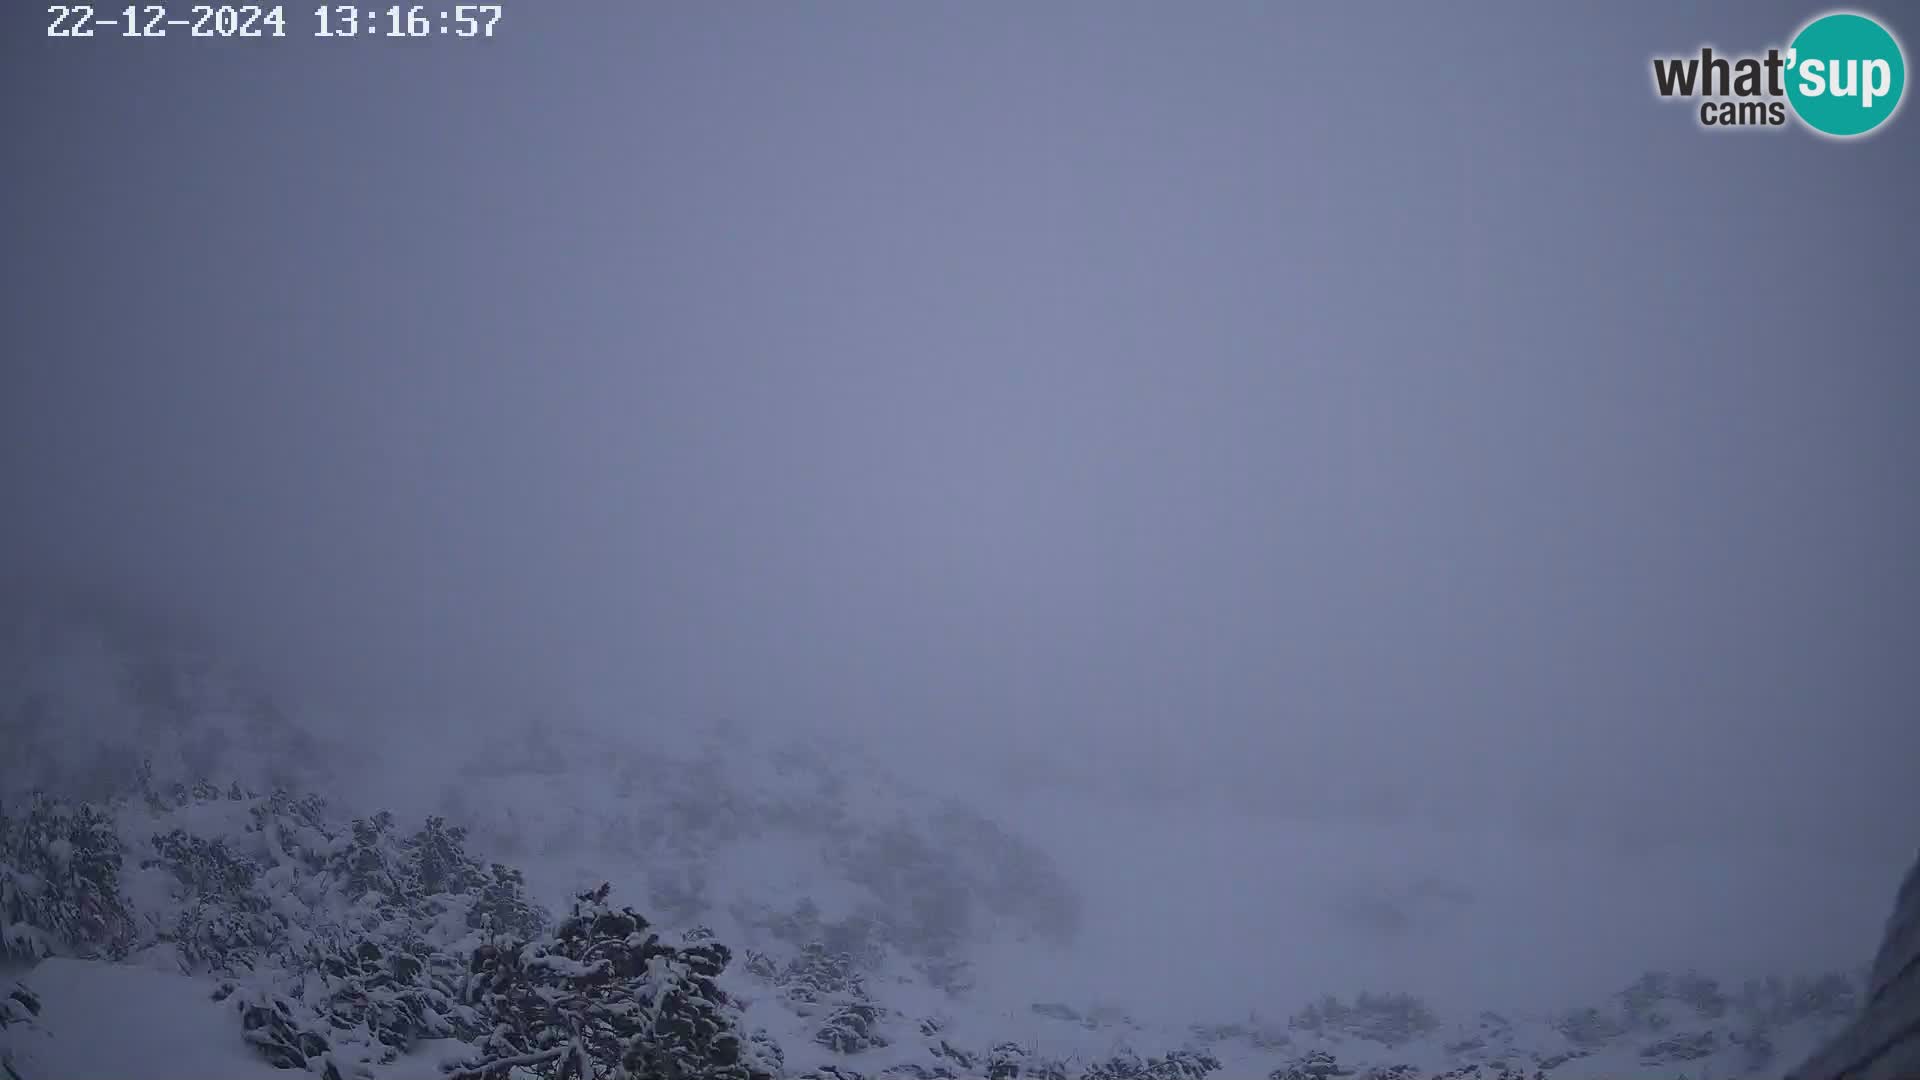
[0,599,1889,1078]
[0,779,1871,1080]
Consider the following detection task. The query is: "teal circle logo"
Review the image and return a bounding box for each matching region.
[1786,12,1906,137]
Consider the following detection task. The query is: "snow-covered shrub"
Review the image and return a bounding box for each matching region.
[0,794,134,961]
[144,828,277,973]
[467,860,548,942]
[985,1041,1071,1080]
[305,933,477,1064]
[149,829,259,898]
[330,811,411,910]
[217,983,343,1080]
[759,939,898,1057]
[408,817,484,896]
[1275,1058,1561,1080]
[1078,1048,1221,1079]
[1269,1048,1351,1079]
[450,882,776,1080]
[122,785,550,1074]
[814,1001,888,1055]
[780,942,868,1012]
[913,1018,977,1074]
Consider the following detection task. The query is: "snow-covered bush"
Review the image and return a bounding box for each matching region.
[305,933,477,1064]
[813,1001,888,1055]
[145,828,278,973]
[985,1041,1071,1080]
[467,859,548,942]
[0,794,134,962]
[1078,1048,1221,1079]
[780,942,868,1012]
[1269,1048,1349,1079]
[216,983,341,1078]
[2,784,557,1075]
[450,882,777,1080]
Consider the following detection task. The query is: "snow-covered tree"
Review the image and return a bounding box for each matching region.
[145,827,278,973]
[451,883,777,1080]
[0,793,134,961]
[305,934,478,1064]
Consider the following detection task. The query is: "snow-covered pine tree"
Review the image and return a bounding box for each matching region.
[332,811,411,912]
[145,827,278,973]
[306,933,479,1064]
[0,793,134,962]
[281,804,514,1065]
[467,860,548,942]
[410,816,485,896]
[780,942,865,1011]
[452,883,776,1080]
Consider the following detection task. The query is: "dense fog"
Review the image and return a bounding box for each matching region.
[3,6,1917,1073]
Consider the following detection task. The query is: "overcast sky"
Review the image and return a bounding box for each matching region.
[4,3,1918,863]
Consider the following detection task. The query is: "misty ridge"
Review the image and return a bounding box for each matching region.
[0,576,1902,1080]
[4,3,1919,1079]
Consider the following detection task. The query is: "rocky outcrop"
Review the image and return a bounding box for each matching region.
[1788,848,1920,1080]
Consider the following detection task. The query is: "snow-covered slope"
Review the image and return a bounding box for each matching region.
[8,958,289,1079]
[0,770,1872,1079]
[2,956,491,1080]
[0,599,1893,1078]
